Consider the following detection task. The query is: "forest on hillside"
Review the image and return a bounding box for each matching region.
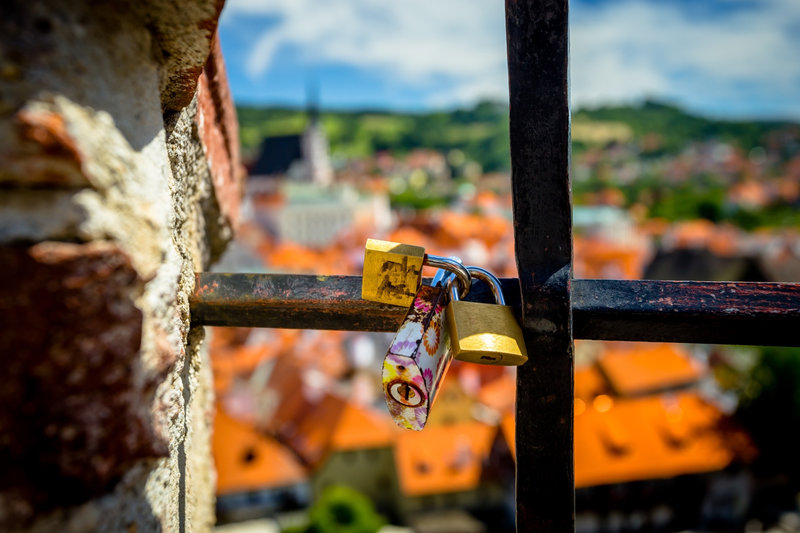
[237,100,796,172]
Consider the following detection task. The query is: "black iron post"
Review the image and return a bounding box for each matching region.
[505,0,575,530]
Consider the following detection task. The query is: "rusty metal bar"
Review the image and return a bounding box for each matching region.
[191,274,800,347]
[192,273,401,331]
[191,273,514,331]
[505,0,574,529]
[573,279,800,346]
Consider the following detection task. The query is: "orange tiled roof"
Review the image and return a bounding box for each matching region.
[473,190,501,212]
[395,422,496,496]
[262,357,311,433]
[597,343,705,397]
[501,392,754,488]
[213,406,306,495]
[267,242,321,272]
[778,178,800,202]
[263,358,394,465]
[290,392,395,466]
[728,180,770,208]
[436,212,511,249]
[670,220,719,250]
[574,236,648,280]
[574,364,611,401]
[574,393,748,487]
[212,344,280,380]
[329,400,397,451]
[477,372,516,414]
[667,221,742,257]
[385,226,437,251]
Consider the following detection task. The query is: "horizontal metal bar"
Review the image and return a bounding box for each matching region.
[573,279,800,346]
[192,273,402,331]
[191,274,800,347]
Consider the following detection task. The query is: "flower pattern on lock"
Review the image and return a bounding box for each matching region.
[414,298,433,315]
[422,313,441,355]
[382,285,453,431]
[390,321,424,356]
[422,367,433,386]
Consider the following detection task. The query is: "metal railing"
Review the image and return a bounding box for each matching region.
[191,1,800,530]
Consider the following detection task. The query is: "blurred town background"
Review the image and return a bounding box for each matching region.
[211,1,800,532]
[211,98,800,533]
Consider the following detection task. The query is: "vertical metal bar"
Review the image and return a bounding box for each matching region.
[505,0,574,531]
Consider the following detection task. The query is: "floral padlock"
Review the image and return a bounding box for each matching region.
[445,266,528,366]
[381,261,469,431]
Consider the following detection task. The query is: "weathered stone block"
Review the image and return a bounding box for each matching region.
[0,242,167,528]
[0,0,241,530]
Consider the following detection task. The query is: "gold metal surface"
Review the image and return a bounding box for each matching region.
[361,239,425,307]
[446,301,528,366]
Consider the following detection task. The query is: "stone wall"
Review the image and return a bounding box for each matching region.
[0,1,242,531]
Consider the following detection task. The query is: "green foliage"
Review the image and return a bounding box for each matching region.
[389,189,452,210]
[304,485,386,533]
[238,101,797,230]
[645,182,728,222]
[729,204,800,231]
[573,99,791,155]
[236,101,510,171]
[736,347,800,479]
[238,99,793,173]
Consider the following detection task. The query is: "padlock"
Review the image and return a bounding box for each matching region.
[362,239,426,307]
[381,262,468,431]
[445,266,528,366]
[361,239,472,307]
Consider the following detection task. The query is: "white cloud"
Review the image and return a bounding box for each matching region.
[571,0,800,117]
[223,0,508,106]
[222,0,800,117]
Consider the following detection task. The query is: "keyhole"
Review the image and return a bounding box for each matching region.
[401,384,411,400]
[387,380,424,407]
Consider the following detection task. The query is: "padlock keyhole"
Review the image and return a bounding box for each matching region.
[387,380,424,407]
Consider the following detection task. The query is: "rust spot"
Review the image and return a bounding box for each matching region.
[17,109,83,165]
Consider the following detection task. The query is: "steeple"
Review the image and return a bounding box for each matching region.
[301,79,332,186]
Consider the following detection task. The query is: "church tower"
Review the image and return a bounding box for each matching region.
[301,82,333,186]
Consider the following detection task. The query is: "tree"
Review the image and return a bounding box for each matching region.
[306,485,386,533]
[736,347,800,481]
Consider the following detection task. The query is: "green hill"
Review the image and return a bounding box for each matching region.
[573,100,793,157]
[237,100,796,171]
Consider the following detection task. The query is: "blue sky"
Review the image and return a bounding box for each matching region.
[218,0,800,119]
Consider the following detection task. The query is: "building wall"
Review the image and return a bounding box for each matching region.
[400,485,507,519]
[0,1,241,531]
[312,448,401,518]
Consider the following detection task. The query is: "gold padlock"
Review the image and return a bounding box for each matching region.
[361,239,472,307]
[445,266,528,366]
[362,239,426,307]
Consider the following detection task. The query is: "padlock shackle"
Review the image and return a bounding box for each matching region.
[424,254,471,299]
[466,266,506,305]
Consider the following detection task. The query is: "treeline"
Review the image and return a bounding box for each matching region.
[237,100,795,171]
[237,101,510,171]
[573,100,793,157]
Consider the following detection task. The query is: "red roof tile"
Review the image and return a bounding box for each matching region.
[395,422,496,496]
[213,406,306,495]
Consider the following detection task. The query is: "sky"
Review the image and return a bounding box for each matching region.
[218,0,800,119]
